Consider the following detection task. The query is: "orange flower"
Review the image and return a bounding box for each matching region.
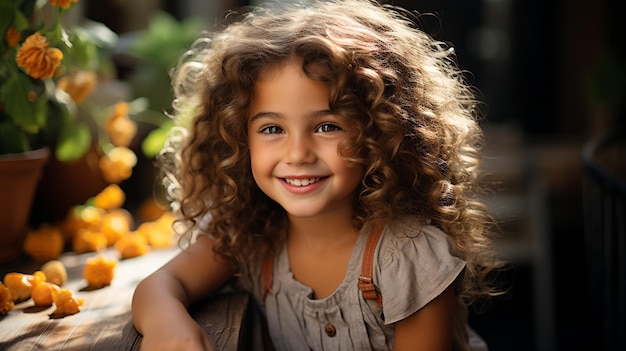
[111,101,129,116]
[48,0,79,10]
[23,225,65,262]
[61,206,105,241]
[115,234,150,259]
[58,71,97,104]
[31,282,60,307]
[73,228,107,253]
[2,273,32,301]
[93,184,126,210]
[135,220,174,248]
[83,254,118,289]
[5,26,21,48]
[98,146,137,184]
[137,197,168,222]
[3,272,46,302]
[104,102,137,147]
[100,211,131,246]
[0,282,14,315]
[51,289,84,317]
[16,32,63,79]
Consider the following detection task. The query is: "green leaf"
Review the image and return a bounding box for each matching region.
[38,89,74,146]
[32,92,49,129]
[34,0,47,11]
[0,74,46,134]
[59,26,72,48]
[74,20,118,49]
[55,121,91,162]
[130,12,202,67]
[128,97,150,114]
[0,2,15,43]
[12,9,29,31]
[63,30,96,69]
[141,120,173,158]
[0,119,30,154]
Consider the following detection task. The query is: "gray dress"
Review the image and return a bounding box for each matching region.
[239,217,471,350]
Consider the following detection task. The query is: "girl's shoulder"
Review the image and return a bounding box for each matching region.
[374,216,465,324]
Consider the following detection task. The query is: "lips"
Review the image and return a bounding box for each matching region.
[283,177,321,187]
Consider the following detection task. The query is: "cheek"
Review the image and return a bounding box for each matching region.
[332,153,364,183]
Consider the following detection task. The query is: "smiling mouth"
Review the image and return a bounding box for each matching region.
[283,177,322,186]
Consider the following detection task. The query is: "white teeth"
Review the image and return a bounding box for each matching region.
[284,178,320,186]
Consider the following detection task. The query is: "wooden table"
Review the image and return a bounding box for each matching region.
[0,247,261,350]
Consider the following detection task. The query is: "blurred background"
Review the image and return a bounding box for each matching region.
[56,0,626,350]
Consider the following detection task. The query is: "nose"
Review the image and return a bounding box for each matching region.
[284,133,316,165]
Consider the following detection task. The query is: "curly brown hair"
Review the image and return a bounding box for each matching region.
[163,0,504,334]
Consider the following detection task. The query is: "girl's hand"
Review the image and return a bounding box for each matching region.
[132,236,234,351]
[139,312,215,351]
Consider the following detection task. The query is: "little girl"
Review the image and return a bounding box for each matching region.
[131,0,504,350]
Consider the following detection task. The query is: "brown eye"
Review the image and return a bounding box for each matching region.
[316,123,341,133]
[260,125,283,134]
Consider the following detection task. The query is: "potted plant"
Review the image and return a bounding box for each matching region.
[0,0,139,261]
[121,11,205,159]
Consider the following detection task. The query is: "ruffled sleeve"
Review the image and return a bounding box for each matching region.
[375,217,466,324]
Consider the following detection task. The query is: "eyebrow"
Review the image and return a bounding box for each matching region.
[248,109,334,123]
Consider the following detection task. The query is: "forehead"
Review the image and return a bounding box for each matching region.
[249,60,330,116]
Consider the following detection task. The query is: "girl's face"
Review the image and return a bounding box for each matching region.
[247,59,363,220]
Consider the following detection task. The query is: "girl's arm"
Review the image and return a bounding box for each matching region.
[393,285,457,351]
[131,235,234,351]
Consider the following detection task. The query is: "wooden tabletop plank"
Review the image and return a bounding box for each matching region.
[0,247,254,350]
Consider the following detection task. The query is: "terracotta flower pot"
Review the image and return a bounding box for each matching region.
[0,147,50,262]
[29,143,108,226]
